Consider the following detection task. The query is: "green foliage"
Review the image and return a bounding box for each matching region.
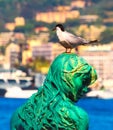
[0,0,113,43]
[49,31,58,42]
[100,27,113,44]
[0,46,5,54]
[81,0,113,18]
[14,24,34,34]
[98,0,113,11]
[31,56,50,72]
[0,0,71,22]
[65,19,80,27]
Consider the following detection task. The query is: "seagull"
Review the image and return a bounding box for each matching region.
[52,24,98,53]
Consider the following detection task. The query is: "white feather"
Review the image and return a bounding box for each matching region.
[56,27,89,47]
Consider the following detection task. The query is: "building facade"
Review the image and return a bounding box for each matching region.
[5,42,20,69]
[32,43,65,61]
[79,45,113,80]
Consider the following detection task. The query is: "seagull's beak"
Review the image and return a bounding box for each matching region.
[52,27,56,31]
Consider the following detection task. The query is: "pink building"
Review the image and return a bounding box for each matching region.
[80,50,113,80]
[32,43,65,62]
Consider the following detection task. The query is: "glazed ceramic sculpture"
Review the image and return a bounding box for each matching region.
[11,53,97,130]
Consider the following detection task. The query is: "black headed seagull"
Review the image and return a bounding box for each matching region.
[53,24,98,53]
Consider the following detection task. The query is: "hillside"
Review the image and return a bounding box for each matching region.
[0,0,113,33]
[0,0,71,21]
[1,0,113,21]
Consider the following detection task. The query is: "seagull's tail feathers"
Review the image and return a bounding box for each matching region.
[83,39,99,46]
[89,40,99,44]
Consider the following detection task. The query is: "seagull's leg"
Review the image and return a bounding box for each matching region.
[65,48,68,53]
[66,48,72,53]
[67,48,70,53]
[75,47,79,54]
[69,48,72,53]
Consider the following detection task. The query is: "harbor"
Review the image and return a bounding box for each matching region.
[0,69,45,98]
[0,70,113,99]
[0,0,113,129]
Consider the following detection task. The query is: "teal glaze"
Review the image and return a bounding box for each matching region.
[11,53,97,130]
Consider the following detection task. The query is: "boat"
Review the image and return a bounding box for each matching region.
[0,78,38,98]
[4,86,37,98]
[86,89,113,99]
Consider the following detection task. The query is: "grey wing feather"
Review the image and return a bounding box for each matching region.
[64,31,88,46]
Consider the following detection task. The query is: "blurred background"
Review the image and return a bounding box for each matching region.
[0,0,113,130]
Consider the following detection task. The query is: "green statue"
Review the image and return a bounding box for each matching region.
[10,53,97,130]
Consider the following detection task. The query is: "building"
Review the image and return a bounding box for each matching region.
[0,54,5,67]
[14,17,25,26]
[35,10,80,23]
[32,43,65,61]
[0,32,13,46]
[22,42,65,74]
[22,37,65,65]
[5,42,20,69]
[54,5,71,11]
[71,0,86,8]
[79,15,99,23]
[79,44,113,81]
[34,27,49,33]
[5,22,15,31]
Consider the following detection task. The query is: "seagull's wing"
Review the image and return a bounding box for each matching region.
[63,31,88,46]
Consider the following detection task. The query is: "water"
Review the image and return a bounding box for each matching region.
[77,98,113,130]
[0,97,113,130]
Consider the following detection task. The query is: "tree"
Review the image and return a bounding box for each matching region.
[0,46,5,55]
[30,56,50,73]
[100,28,113,44]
